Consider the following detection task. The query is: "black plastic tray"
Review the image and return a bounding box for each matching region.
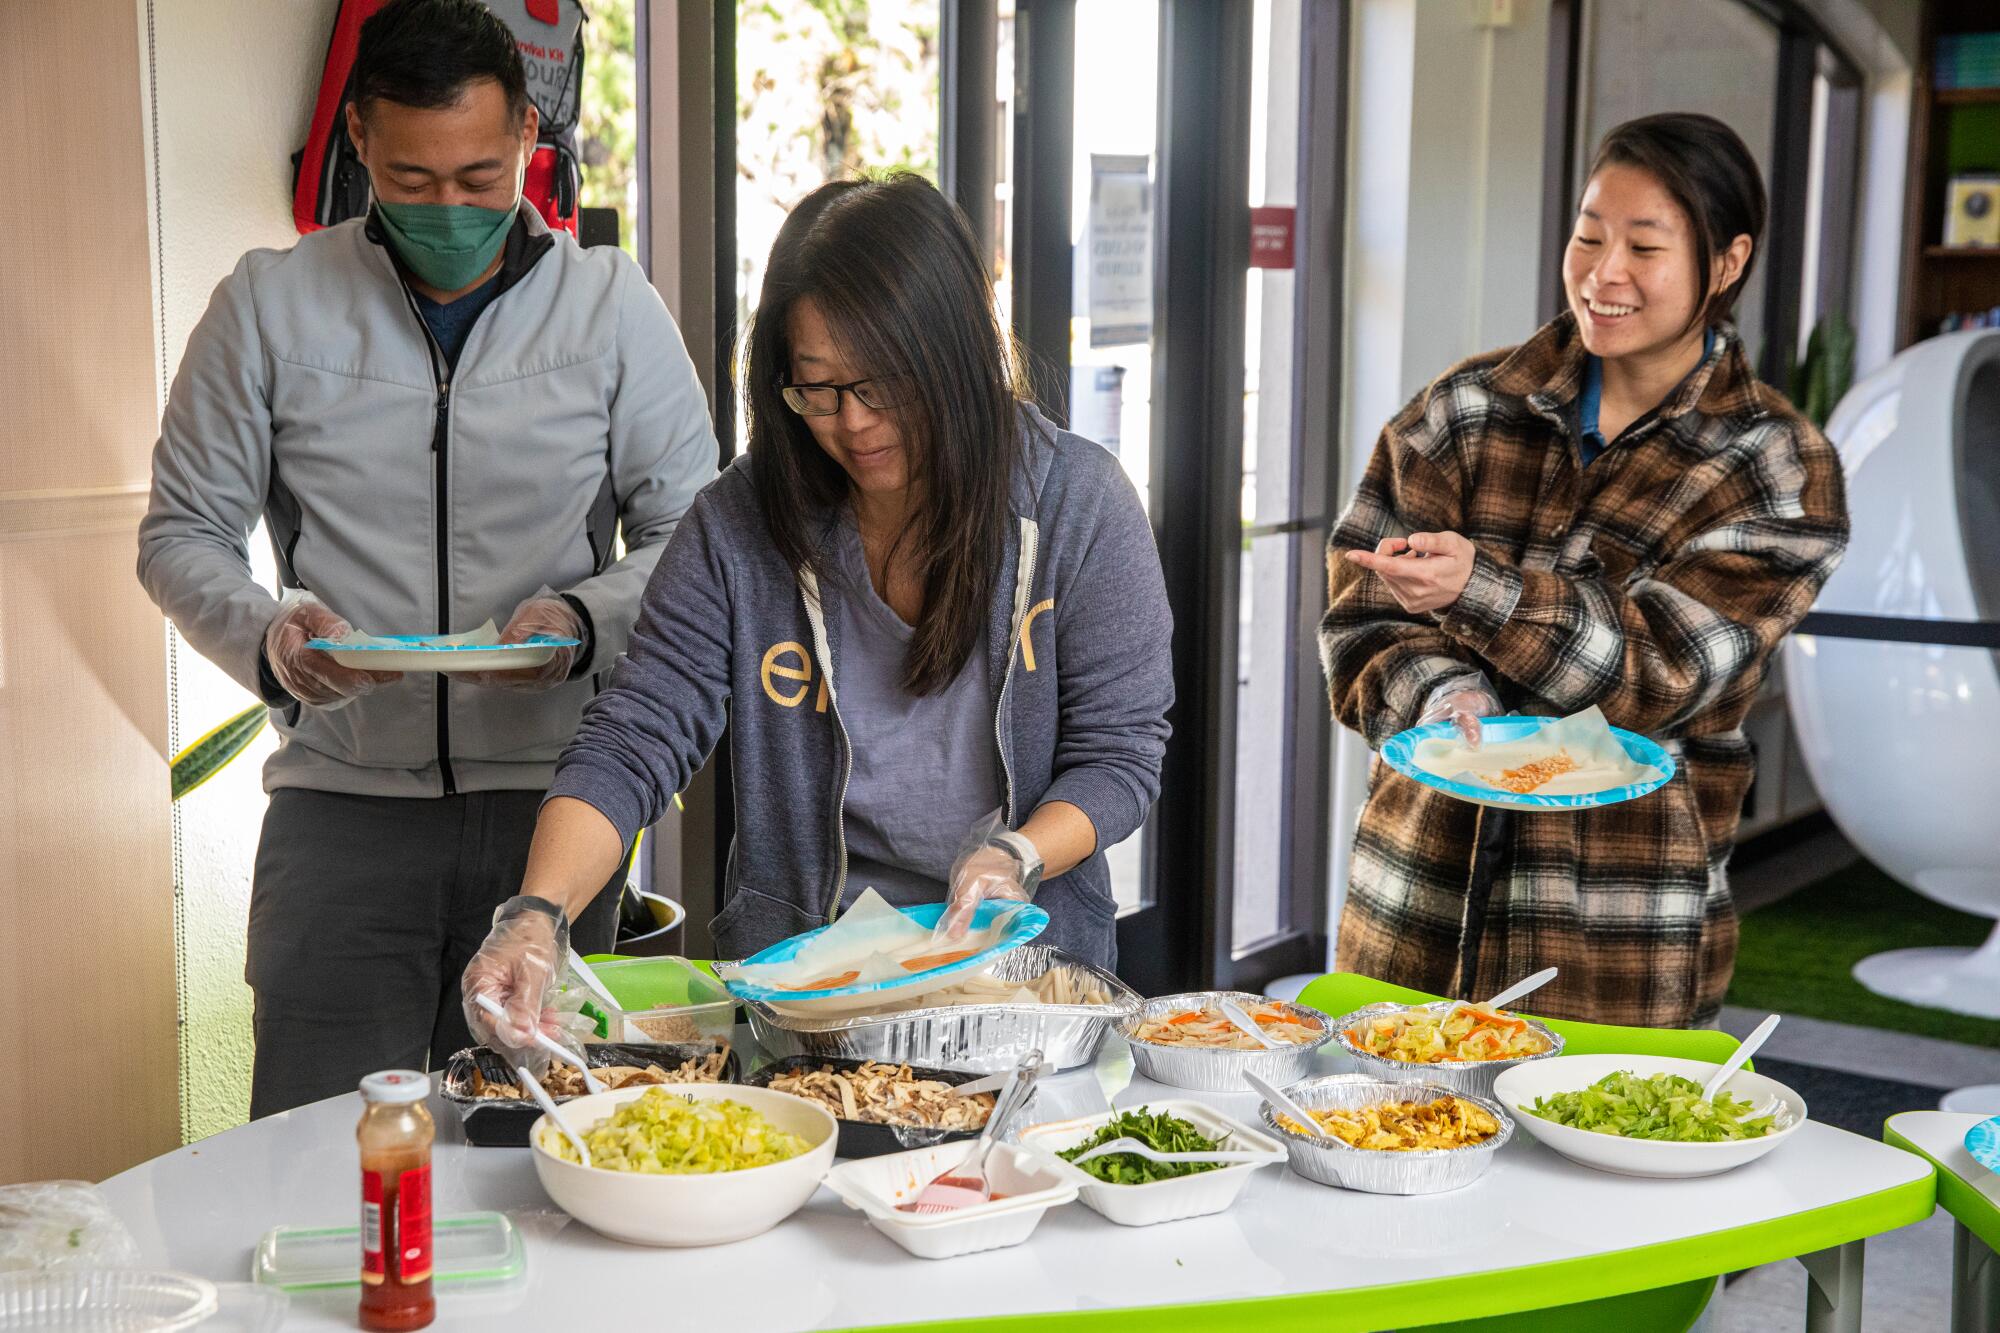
[441,1040,739,1148]
[743,1055,993,1159]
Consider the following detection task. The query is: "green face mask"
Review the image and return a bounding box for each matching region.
[375,200,516,293]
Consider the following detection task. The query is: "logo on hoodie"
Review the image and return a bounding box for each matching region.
[759,599,1056,711]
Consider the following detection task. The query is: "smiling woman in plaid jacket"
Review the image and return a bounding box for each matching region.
[1322,114,1850,1028]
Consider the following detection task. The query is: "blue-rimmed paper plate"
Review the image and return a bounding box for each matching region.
[1966,1115,2000,1175]
[718,899,1049,1016]
[1380,716,1676,811]
[306,633,579,674]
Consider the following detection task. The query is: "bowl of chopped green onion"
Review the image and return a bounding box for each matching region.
[530,1083,838,1245]
[1017,1101,1288,1226]
[1493,1054,1806,1179]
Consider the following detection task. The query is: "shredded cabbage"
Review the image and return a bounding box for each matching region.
[1528,1070,1779,1142]
[556,1088,809,1173]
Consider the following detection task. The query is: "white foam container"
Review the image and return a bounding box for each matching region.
[1015,1099,1287,1227]
[821,1142,1077,1259]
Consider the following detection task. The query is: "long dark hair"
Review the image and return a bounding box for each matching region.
[1586,113,1766,332]
[744,173,1021,696]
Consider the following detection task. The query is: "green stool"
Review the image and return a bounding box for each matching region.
[1294,972,1746,1333]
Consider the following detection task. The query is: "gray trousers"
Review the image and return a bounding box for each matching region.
[245,788,621,1119]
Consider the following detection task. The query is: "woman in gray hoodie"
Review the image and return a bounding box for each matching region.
[460,174,1174,1056]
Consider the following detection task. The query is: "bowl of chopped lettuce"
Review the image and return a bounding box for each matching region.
[530,1083,838,1245]
[1493,1054,1807,1179]
[1018,1101,1287,1227]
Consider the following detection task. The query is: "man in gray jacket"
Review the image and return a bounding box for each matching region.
[137,0,715,1116]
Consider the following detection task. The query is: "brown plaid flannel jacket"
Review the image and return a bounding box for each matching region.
[1321,315,1849,1027]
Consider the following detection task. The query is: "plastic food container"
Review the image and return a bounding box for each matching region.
[1493,1053,1807,1179]
[1120,991,1332,1092]
[1259,1074,1512,1195]
[746,945,1142,1073]
[440,1041,739,1147]
[0,1270,221,1330]
[821,1142,1077,1260]
[742,1055,993,1159]
[573,954,737,1045]
[253,1211,525,1291]
[1016,1099,1286,1227]
[530,1084,837,1247]
[1332,1001,1564,1099]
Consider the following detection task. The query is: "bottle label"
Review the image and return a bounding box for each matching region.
[396,1163,433,1283]
[360,1169,385,1285]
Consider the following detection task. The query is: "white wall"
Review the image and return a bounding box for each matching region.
[141,0,341,1140]
[1330,0,1555,949]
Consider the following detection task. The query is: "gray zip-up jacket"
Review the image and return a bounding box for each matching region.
[547,409,1174,965]
[138,206,717,797]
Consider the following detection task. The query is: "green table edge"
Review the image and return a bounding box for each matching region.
[1886,1111,1998,1252]
[822,1170,1931,1332]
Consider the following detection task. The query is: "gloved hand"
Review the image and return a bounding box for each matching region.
[466,590,585,691]
[261,592,402,709]
[933,810,1044,945]
[1417,671,1503,748]
[461,897,577,1074]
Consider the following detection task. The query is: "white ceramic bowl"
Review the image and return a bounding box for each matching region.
[821,1142,1078,1259]
[1017,1099,1287,1226]
[530,1083,837,1246]
[1493,1053,1807,1180]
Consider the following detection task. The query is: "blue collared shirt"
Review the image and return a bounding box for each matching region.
[1576,326,1716,467]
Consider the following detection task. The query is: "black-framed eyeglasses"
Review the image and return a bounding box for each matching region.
[779,376,911,417]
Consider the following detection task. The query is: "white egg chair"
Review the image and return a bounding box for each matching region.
[1783,329,2000,1027]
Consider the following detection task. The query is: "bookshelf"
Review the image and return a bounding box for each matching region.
[1898,4,2000,348]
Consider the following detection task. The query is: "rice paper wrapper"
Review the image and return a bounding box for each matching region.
[336,618,502,649]
[1412,706,1665,796]
[730,888,1021,992]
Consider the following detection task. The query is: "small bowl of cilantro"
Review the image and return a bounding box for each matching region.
[1494,1054,1807,1179]
[1018,1101,1288,1226]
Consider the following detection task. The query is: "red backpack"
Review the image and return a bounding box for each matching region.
[292,0,587,236]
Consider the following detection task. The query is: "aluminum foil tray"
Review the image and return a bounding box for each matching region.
[1332,1001,1564,1099]
[1121,991,1333,1092]
[744,945,1141,1073]
[1259,1074,1513,1195]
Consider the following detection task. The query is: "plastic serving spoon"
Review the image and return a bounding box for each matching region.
[1065,1136,1285,1168]
[517,1063,591,1168]
[1430,966,1559,1019]
[472,993,605,1094]
[1702,1013,1781,1104]
[1244,1071,1330,1140]
[1219,999,1285,1050]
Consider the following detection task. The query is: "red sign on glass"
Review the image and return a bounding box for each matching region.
[1249,206,1295,269]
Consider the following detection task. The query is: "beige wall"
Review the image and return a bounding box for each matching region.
[0,0,179,1183]
[148,0,341,1143]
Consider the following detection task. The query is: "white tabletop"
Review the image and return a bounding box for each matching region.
[1890,1111,1999,1210]
[99,1038,1933,1331]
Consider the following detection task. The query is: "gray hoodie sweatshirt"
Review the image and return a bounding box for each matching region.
[548,408,1174,965]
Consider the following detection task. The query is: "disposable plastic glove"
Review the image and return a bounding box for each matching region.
[1417,671,1503,749]
[933,809,1044,945]
[465,591,585,691]
[460,897,579,1075]
[261,591,402,709]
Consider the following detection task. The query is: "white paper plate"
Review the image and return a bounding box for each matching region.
[307,634,574,674]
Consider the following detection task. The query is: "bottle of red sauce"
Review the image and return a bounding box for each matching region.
[357,1070,435,1331]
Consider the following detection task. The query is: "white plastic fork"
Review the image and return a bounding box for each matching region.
[1064,1136,1284,1168]
[1219,999,1285,1050]
[1245,1071,1331,1140]
[472,992,605,1094]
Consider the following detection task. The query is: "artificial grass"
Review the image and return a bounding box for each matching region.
[1728,857,2000,1049]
